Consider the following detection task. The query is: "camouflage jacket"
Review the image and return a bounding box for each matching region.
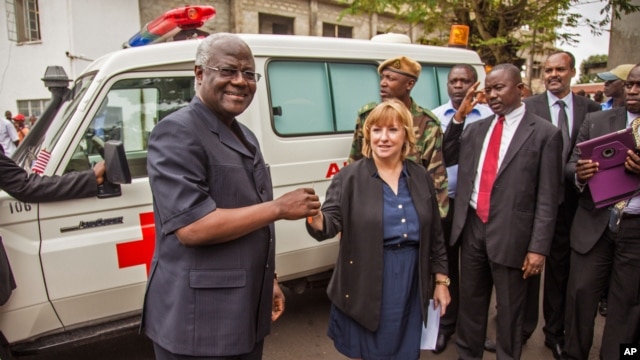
[348,98,449,218]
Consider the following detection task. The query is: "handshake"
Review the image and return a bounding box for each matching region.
[275,187,321,222]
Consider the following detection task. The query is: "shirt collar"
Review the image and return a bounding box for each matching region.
[502,103,526,125]
[373,161,409,179]
[442,100,482,117]
[627,111,640,127]
[546,91,573,109]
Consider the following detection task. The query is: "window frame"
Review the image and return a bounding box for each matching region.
[322,23,353,38]
[6,0,41,43]
[16,98,49,117]
[265,58,454,138]
[60,71,195,179]
[265,59,381,137]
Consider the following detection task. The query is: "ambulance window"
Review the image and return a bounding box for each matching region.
[64,76,194,178]
[411,65,452,110]
[435,66,453,105]
[329,63,380,131]
[268,60,379,136]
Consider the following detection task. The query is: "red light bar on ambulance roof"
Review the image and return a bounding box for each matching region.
[125,5,216,48]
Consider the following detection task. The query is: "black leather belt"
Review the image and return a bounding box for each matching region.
[384,242,418,250]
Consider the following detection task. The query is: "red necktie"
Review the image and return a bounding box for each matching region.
[477,115,505,223]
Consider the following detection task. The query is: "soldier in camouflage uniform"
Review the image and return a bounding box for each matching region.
[348,56,449,218]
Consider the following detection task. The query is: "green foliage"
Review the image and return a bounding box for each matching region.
[341,0,639,66]
[577,54,608,84]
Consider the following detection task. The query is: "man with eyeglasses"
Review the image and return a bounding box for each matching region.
[142,33,321,360]
[348,56,449,218]
[599,64,635,111]
[564,63,640,360]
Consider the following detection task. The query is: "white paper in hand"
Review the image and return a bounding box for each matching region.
[420,299,441,350]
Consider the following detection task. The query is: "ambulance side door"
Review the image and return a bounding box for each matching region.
[38,72,194,328]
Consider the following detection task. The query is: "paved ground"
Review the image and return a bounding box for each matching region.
[15,284,605,359]
[265,285,605,360]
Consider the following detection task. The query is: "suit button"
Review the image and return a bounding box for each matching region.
[349,260,353,264]
[345,294,349,298]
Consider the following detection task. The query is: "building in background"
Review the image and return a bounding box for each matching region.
[0,0,140,118]
[1,0,428,119]
[137,0,419,41]
[608,0,640,67]
[515,25,558,95]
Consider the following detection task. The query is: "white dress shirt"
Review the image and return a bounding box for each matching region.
[433,101,493,198]
[546,91,575,134]
[470,104,526,209]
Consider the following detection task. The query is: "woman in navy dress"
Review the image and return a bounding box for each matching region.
[307,99,450,359]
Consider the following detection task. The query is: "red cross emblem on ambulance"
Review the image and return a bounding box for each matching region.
[116,212,155,276]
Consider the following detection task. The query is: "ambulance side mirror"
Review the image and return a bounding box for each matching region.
[104,141,131,184]
[97,140,132,198]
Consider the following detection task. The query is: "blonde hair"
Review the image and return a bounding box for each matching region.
[361,99,416,160]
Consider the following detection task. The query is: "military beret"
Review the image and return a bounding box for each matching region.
[378,56,421,79]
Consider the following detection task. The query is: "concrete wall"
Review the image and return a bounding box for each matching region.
[138,0,418,40]
[608,0,640,67]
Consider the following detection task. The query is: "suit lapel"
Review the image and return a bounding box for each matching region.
[497,112,535,179]
[192,97,255,159]
[538,93,552,121]
[571,94,587,143]
[610,107,628,133]
[215,121,255,159]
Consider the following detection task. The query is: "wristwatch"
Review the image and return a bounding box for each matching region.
[435,277,450,287]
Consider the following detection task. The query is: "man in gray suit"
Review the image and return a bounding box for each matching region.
[443,64,562,359]
[521,51,601,358]
[563,63,640,360]
[143,33,321,359]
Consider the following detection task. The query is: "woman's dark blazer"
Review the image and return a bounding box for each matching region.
[306,157,448,332]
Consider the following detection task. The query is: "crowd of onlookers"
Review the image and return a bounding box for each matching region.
[0,110,37,157]
[1,32,637,360]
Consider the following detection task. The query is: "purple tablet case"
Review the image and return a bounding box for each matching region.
[576,127,640,208]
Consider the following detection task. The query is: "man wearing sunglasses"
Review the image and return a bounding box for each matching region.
[564,63,640,360]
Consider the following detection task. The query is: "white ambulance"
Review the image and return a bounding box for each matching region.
[0,8,484,356]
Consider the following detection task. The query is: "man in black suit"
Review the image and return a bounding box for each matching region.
[521,51,601,358]
[443,64,562,359]
[563,63,640,360]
